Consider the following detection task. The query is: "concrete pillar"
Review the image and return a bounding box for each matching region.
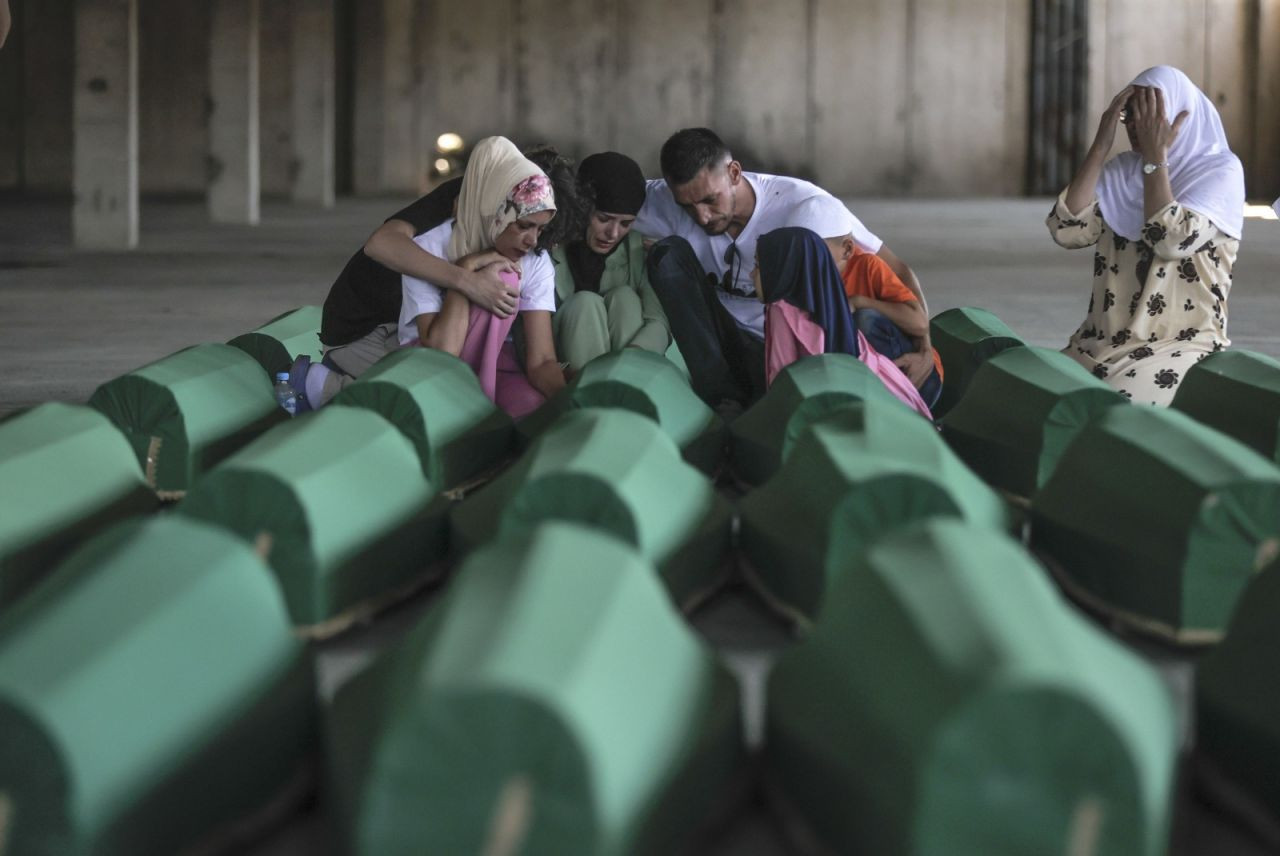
[353,0,418,195]
[72,0,139,250]
[209,0,260,224]
[290,0,334,206]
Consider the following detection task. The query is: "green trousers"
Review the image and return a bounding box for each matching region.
[554,289,648,371]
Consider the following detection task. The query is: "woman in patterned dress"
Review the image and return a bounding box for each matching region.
[1047,65,1245,405]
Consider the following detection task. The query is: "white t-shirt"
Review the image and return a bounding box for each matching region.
[399,220,557,345]
[634,172,881,339]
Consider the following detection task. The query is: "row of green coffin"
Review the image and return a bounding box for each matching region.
[0,516,315,855]
[0,404,157,610]
[0,518,741,855]
[328,523,742,855]
[767,517,1178,855]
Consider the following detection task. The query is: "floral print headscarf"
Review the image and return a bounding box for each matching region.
[449,136,557,261]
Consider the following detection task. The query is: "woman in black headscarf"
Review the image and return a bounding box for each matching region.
[549,152,673,372]
[754,226,932,417]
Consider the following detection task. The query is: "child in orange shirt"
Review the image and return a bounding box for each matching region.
[794,195,943,407]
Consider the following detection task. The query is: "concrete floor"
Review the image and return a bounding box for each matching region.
[1,195,1278,853]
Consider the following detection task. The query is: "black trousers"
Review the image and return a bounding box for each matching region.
[646,236,765,407]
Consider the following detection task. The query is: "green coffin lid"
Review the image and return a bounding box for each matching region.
[929,306,1026,418]
[1030,405,1280,642]
[1171,350,1280,464]
[0,403,156,611]
[331,348,514,489]
[178,407,447,628]
[739,399,1009,624]
[516,349,725,474]
[940,346,1126,498]
[0,516,315,856]
[452,408,732,609]
[226,305,324,377]
[765,519,1177,856]
[1195,557,1280,826]
[88,343,284,498]
[728,353,907,486]
[326,523,742,856]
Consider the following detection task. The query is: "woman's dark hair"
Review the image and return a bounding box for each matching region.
[659,128,732,186]
[523,144,588,251]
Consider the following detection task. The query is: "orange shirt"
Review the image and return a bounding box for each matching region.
[841,250,943,380]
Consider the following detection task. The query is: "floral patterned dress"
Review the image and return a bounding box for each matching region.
[1047,190,1236,405]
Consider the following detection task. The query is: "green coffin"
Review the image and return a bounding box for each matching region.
[929,307,1026,418]
[178,407,447,629]
[766,519,1177,856]
[739,399,1009,624]
[0,403,156,610]
[326,523,742,856]
[940,346,1126,498]
[1195,558,1280,827]
[331,348,514,489]
[1171,350,1280,464]
[88,343,284,498]
[1030,405,1280,642]
[0,516,315,856]
[452,408,732,610]
[728,353,908,486]
[226,305,324,377]
[516,349,725,474]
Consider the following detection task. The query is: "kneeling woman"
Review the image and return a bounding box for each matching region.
[753,226,932,418]
[1049,65,1244,405]
[401,136,566,418]
[551,151,671,371]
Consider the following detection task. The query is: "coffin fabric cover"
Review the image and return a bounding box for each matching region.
[728,353,904,485]
[0,403,156,610]
[0,516,314,856]
[326,523,742,856]
[929,307,1025,418]
[940,346,1126,497]
[1171,350,1280,463]
[1030,405,1280,641]
[766,519,1177,856]
[451,408,732,609]
[177,407,447,626]
[739,399,1009,623]
[331,347,514,488]
[226,305,324,377]
[1195,558,1280,827]
[88,343,283,497]
[515,349,725,474]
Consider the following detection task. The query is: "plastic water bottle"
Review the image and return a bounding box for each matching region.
[273,372,298,416]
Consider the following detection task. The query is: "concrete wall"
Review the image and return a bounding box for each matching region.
[1,0,1278,198]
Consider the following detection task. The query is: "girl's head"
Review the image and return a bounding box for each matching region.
[449,136,557,263]
[576,151,647,255]
[756,226,860,357]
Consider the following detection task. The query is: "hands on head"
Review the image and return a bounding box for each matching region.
[1095,84,1188,163]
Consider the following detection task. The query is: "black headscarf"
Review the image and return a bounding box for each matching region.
[566,152,647,294]
[757,226,859,357]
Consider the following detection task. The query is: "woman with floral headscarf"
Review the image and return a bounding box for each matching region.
[1048,65,1245,405]
[392,136,565,417]
[752,226,932,418]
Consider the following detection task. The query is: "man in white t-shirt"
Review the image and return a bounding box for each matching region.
[635,127,934,407]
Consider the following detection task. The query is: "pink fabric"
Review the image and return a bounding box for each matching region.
[452,304,546,419]
[765,302,933,419]
[413,272,546,419]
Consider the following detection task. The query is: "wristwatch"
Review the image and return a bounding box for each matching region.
[1142,161,1168,175]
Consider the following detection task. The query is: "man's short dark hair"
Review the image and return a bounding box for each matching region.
[660,128,732,186]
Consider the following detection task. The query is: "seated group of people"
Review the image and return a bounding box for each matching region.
[291,128,941,420]
[293,65,1248,418]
